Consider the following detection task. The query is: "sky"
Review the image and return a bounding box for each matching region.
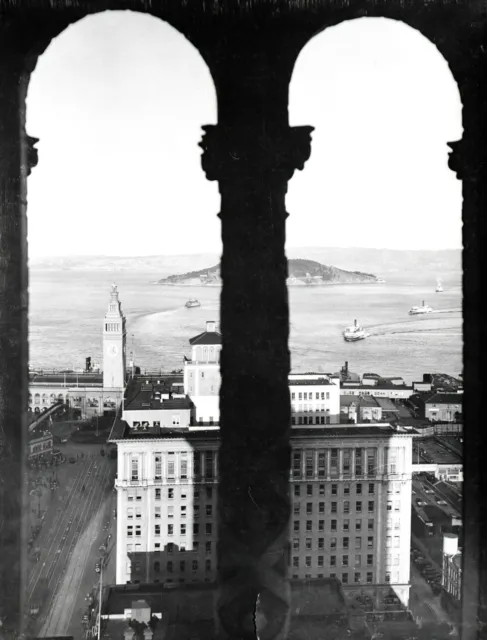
[26,12,463,258]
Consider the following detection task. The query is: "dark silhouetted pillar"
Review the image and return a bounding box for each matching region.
[200,70,313,636]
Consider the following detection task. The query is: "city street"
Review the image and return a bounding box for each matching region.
[25,444,116,639]
[409,563,454,629]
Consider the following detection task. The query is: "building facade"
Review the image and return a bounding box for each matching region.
[425,394,463,422]
[289,374,340,425]
[442,533,462,601]
[183,321,221,424]
[110,421,413,610]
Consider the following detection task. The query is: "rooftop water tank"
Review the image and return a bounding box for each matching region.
[443,532,459,556]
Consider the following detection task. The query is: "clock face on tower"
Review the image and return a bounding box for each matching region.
[107,345,119,357]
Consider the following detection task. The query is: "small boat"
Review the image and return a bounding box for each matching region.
[376,278,386,283]
[185,299,201,309]
[343,319,369,342]
[436,279,443,293]
[409,301,433,315]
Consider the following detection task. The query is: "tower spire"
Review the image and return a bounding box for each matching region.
[110,283,119,302]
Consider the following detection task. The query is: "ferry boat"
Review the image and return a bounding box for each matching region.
[408,301,433,315]
[343,319,369,342]
[436,279,443,293]
[185,299,201,309]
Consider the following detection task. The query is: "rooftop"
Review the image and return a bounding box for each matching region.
[290,378,333,386]
[124,391,191,412]
[100,579,348,639]
[110,420,411,442]
[189,321,222,347]
[412,437,462,465]
[29,373,103,386]
[124,377,184,405]
[357,396,380,407]
[374,397,400,412]
[426,393,463,405]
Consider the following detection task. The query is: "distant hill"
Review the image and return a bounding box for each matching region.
[29,248,461,278]
[157,259,380,286]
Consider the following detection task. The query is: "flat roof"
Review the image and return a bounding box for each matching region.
[290,378,333,386]
[125,391,192,412]
[412,438,462,464]
[29,373,103,384]
[110,421,411,442]
[109,418,219,441]
[426,393,463,405]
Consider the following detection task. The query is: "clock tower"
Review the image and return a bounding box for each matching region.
[103,283,127,390]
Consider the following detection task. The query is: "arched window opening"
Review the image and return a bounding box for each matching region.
[287,17,463,617]
[27,10,218,377]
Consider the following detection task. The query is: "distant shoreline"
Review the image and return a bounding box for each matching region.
[152,281,384,287]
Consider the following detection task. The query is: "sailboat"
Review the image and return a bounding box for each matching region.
[436,279,443,293]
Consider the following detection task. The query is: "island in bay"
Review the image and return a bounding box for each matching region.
[156,259,382,287]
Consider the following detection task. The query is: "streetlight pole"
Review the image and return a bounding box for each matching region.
[97,563,103,640]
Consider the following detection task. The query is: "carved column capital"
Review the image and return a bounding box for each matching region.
[199,124,314,185]
[26,136,39,176]
[447,138,481,183]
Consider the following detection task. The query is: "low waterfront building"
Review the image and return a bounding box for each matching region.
[28,285,127,419]
[28,429,53,459]
[290,373,340,425]
[425,393,463,422]
[109,417,413,611]
[340,396,383,423]
[341,385,414,400]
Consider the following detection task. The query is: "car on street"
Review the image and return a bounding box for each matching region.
[436,498,448,505]
[95,562,101,573]
[415,498,427,506]
[422,484,434,494]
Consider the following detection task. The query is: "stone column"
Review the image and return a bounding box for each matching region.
[0,62,37,632]
[200,119,312,639]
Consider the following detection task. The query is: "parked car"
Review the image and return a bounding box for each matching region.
[95,562,101,573]
[69,457,76,463]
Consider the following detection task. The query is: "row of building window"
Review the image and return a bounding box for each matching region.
[293,500,376,515]
[292,417,332,425]
[291,392,330,401]
[293,519,375,533]
[292,449,380,479]
[127,487,214,502]
[127,542,213,555]
[130,452,217,482]
[130,505,215,520]
[294,483,376,497]
[292,536,378,551]
[131,559,213,574]
[294,572,375,585]
[292,554,375,568]
[128,524,214,537]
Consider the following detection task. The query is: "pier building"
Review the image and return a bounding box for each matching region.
[28,284,126,418]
